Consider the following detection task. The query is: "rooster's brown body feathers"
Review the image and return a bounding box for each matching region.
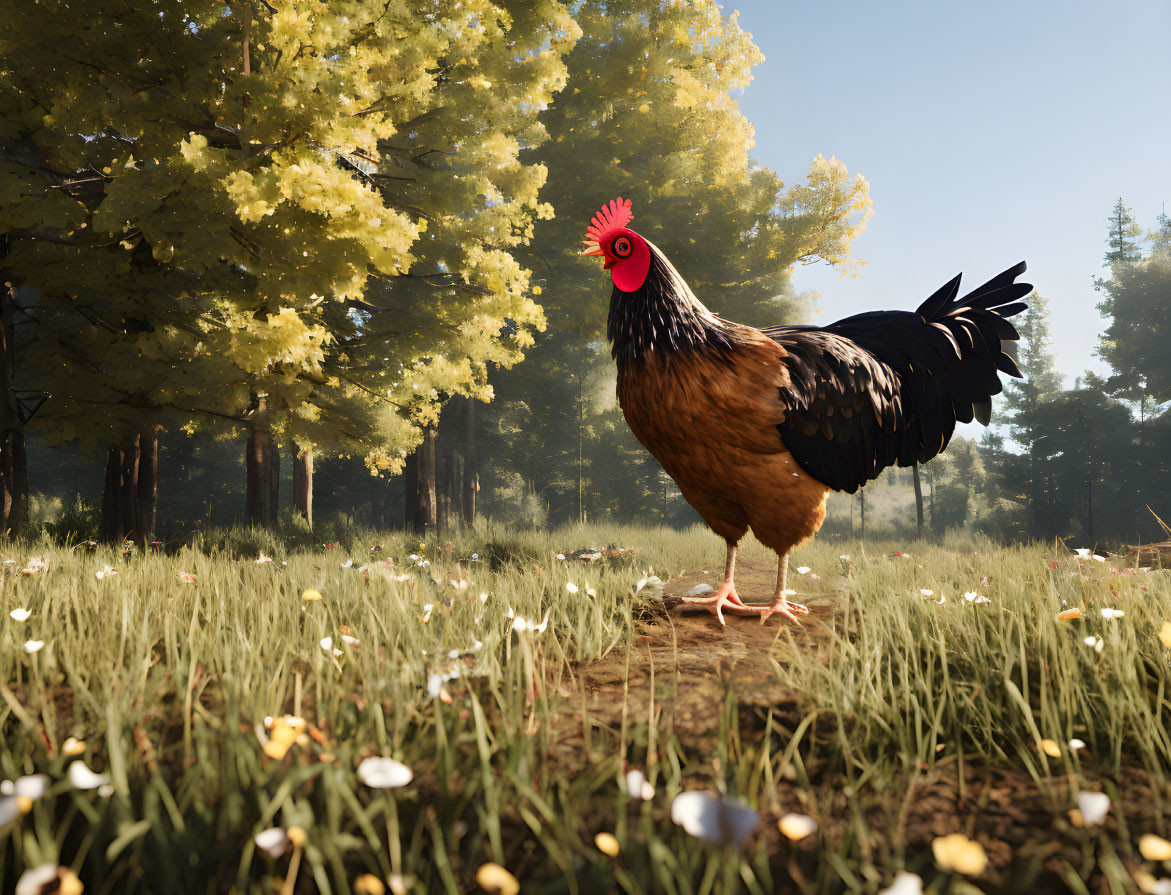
[611,240,1029,562]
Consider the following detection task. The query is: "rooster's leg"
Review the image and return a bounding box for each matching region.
[681,542,754,626]
[757,553,809,625]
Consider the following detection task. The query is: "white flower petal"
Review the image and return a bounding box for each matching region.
[15,865,77,895]
[879,872,924,895]
[356,757,413,789]
[9,608,30,622]
[778,813,818,840]
[625,769,655,801]
[1077,791,1110,826]
[23,640,44,654]
[254,827,292,858]
[670,791,758,846]
[11,775,48,800]
[68,761,111,790]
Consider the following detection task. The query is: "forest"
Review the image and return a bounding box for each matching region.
[4,1,1169,550]
[5,0,872,544]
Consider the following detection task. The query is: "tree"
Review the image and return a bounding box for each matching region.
[1097,240,1171,403]
[911,463,924,537]
[1,0,576,529]
[982,291,1063,537]
[486,0,871,524]
[1103,197,1144,267]
[1151,210,1171,256]
[928,439,986,534]
[292,446,313,530]
[0,277,27,534]
[1029,383,1136,543]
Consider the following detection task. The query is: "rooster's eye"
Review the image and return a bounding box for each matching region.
[612,236,632,257]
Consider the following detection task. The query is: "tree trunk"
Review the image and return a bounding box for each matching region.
[269,439,280,524]
[100,439,148,544]
[405,430,437,533]
[436,440,450,533]
[912,462,924,538]
[137,429,158,542]
[246,430,260,524]
[246,402,277,527]
[462,397,477,526]
[293,446,313,530]
[576,372,584,525]
[404,447,419,531]
[119,438,141,545]
[100,447,122,543]
[0,280,28,534]
[446,444,459,529]
[859,488,866,539]
[1087,476,1094,545]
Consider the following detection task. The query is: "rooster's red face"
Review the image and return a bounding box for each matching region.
[582,197,651,292]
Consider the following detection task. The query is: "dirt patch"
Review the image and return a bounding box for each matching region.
[551,561,846,761]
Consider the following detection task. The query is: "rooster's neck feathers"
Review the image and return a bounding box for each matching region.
[607,242,739,369]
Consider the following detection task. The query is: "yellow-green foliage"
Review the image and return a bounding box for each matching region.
[0,0,575,465]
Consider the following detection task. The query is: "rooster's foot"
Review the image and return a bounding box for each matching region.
[755,595,809,626]
[681,581,758,626]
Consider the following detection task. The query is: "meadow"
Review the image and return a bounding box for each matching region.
[1,524,1170,895]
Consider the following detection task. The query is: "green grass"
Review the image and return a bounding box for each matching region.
[0,524,1169,894]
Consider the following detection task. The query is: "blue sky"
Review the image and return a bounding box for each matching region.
[731,0,1170,389]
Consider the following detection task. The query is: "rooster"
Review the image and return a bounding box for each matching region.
[583,197,1029,625]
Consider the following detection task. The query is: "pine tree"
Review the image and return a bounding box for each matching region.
[1103,197,1144,266]
[1150,210,1171,257]
[983,291,1062,537]
[1097,221,1171,402]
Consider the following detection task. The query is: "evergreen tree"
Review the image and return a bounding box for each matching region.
[1103,197,1144,266]
[982,291,1063,537]
[1152,210,1171,256]
[1028,381,1137,543]
[1097,224,1171,402]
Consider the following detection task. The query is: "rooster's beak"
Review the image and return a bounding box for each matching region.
[581,243,604,258]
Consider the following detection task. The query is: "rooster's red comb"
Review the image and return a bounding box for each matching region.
[582,197,633,256]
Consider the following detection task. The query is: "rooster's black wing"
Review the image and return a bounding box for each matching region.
[760,262,1030,493]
